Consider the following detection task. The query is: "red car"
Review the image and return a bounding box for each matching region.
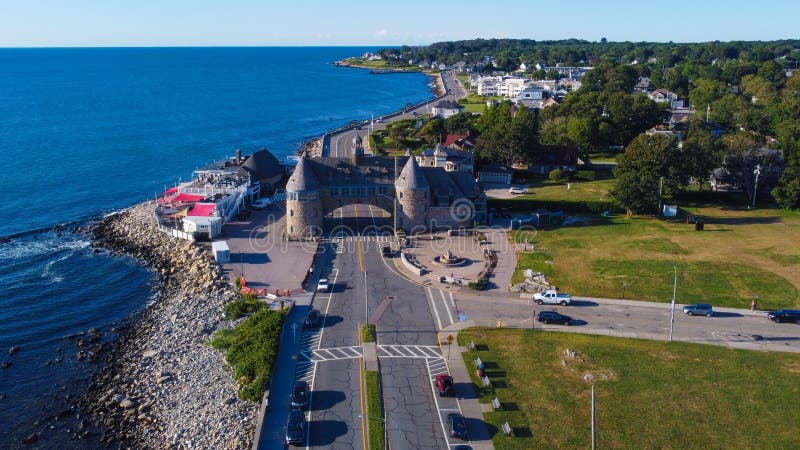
[436,374,454,397]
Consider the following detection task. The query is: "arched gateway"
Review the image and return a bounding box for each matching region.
[285,136,486,238]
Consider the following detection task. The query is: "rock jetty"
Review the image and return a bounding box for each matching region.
[83,202,256,449]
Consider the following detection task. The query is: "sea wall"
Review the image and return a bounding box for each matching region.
[85,201,256,449]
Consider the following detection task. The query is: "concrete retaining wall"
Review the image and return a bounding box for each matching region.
[401,251,425,276]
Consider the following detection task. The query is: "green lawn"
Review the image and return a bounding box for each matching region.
[459,328,800,450]
[365,370,385,450]
[515,178,615,203]
[509,208,800,308]
[457,94,501,114]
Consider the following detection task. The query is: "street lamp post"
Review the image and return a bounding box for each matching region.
[669,266,677,342]
[622,282,628,299]
[752,164,762,209]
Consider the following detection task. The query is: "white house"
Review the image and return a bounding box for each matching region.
[430,100,464,119]
[516,86,544,108]
[649,89,679,104]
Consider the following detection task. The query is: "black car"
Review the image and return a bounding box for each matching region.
[536,310,572,325]
[448,413,468,440]
[290,381,309,409]
[285,407,306,446]
[304,309,321,328]
[381,245,392,257]
[767,309,800,324]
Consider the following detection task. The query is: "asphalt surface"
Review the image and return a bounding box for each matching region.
[451,294,800,353]
[286,204,457,449]
[324,70,467,158]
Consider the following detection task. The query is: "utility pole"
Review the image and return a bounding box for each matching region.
[591,384,597,450]
[669,266,677,342]
[393,157,398,236]
[658,176,664,216]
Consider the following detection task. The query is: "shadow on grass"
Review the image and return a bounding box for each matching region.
[500,401,520,411]
[512,427,534,438]
[482,361,499,369]
[486,370,507,378]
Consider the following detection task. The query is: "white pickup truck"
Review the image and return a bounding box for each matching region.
[533,289,572,306]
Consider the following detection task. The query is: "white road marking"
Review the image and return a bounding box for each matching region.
[439,290,454,325]
[426,287,444,330]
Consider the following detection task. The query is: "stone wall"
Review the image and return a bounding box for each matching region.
[286,198,323,237]
[397,188,428,233]
[428,206,472,230]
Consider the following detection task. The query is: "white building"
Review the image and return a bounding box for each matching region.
[430,100,464,119]
[475,76,531,98]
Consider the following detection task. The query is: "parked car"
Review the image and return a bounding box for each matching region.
[767,309,800,324]
[316,278,329,292]
[290,381,309,409]
[436,374,454,397]
[683,303,714,316]
[536,311,572,325]
[285,407,306,446]
[448,413,468,440]
[533,289,571,306]
[508,186,527,194]
[252,197,273,209]
[381,245,392,257]
[304,309,321,328]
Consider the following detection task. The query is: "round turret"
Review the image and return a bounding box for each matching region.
[286,157,323,237]
[394,156,429,233]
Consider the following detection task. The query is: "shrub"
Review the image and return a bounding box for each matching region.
[361,323,376,343]
[468,278,489,290]
[225,293,264,320]
[549,169,563,181]
[210,308,285,401]
[573,170,596,181]
[234,276,242,291]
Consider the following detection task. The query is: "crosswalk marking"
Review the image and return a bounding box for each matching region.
[326,235,392,243]
[377,344,443,359]
[299,345,364,362]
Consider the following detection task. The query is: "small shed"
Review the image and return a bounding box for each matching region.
[183,216,223,240]
[211,241,231,263]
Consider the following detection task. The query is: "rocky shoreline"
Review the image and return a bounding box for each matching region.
[80,202,256,449]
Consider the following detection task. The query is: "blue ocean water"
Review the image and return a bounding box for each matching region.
[0,47,433,445]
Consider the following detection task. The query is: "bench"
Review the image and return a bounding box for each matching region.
[468,341,475,351]
[482,376,491,388]
[501,421,513,437]
[474,357,483,368]
[491,397,502,410]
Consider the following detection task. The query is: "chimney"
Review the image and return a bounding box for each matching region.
[236,149,242,165]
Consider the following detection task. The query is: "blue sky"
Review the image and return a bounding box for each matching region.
[1,0,799,47]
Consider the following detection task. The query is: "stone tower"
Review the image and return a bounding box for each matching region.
[286,157,323,238]
[352,134,364,166]
[394,156,429,233]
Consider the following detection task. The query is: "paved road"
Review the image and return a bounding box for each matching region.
[324,70,467,158]
[450,294,800,353]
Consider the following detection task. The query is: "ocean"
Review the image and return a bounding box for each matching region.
[0,47,434,446]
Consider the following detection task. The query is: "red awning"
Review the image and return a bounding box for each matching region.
[161,187,179,196]
[171,193,206,203]
[188,203,217,216]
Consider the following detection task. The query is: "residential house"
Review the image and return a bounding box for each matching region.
[443,132,477,151]
[415,144,474,173]
[635,77,651,93]
[541,97,559,109]
[478,163,514,185]
[516,86,545,109]
[668,107,695,128]
[529,145,579,175]
[431,100,465,119]
[710,148,785,192]
[649,89,679,104]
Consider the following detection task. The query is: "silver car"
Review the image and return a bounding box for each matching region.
[683,303,713,317]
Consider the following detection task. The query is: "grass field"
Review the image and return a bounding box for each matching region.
[514,178,615,203]
[510,204,800,308]
[365,370,385,450]
[459,328,800,450]
[457,94,501,114]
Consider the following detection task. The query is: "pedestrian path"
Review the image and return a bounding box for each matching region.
[377,344,443,359]
[299,345,363,362]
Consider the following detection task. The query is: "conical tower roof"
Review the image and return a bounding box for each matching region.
[286,157,320,192]
[395,156,429,190]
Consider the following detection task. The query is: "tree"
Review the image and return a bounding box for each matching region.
[418,118,445,146]
[681,119,725,189]
[612,133,682,214]
[444,112,476,135]
[688,79,728,109]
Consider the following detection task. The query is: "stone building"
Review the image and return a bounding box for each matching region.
[284,137,485,238]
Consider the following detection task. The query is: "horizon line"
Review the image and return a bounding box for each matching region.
[2,37,800,49]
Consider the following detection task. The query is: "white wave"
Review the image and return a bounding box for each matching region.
[0,235,91,262]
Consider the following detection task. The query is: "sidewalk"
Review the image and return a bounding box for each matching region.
[439,328,494,450]
[253,292,313,450]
